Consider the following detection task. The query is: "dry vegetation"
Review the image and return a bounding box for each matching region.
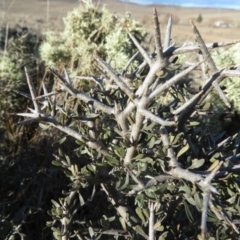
[1,0,240,44]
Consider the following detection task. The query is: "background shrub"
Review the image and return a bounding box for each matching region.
[40,1,147,78]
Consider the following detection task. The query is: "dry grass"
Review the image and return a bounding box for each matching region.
[0,0,240,44]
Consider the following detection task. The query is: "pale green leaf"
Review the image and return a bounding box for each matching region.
[188,158,205,169]
[39,123,50,130]
[177,144,189,158]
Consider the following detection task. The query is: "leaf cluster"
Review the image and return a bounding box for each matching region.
[0,25,45,159]
[39,0,147,79]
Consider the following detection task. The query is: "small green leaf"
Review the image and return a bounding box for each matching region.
[154,221,164,231]
[144,122,156,131]
[58,148,64,157]
[154,202,161,212]
[158,231,168,240]
[134,225,148,238]
[183,200,194,223]
[185,195,196,206]
[86,113,99,118]
[194,193,202,211]
[149,136,156,148]
[108,216,116,222]
[65,155,71,165]
[134,154,145,160]
[58,136,67,145]
[177,92,185,102]
[119,217,127,231]
[86,164,95,173]
[155,225,164,231]
[78,193,85,206]
[207,160,219,171]
[56,207,62,216]
[189,121,200,126]
[188,158,205,169]
[53,231,61,240]
[64,170,73,177]
[105,156,119,166]
[197,235,204,240]
[39,123,50,130]
[202,102,211,111]
[177,144,189,158]
[171,132,184,145]
[136,207,145,222]
[207,216,218,222]
[123,135,131,146]
[52,160,62,166]
[142,208,149,219]
[75,140,82,145]
[179,184,191,196]
[118,173,129,191]
[138,157,153,163]
[88,227,95,238]
[220,173,232,181]
[46,221,53,227]
[51,199,60,208]
[113,145,125,158]
[100,218,110,228]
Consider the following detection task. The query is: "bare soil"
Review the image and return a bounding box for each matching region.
[1,0,240,45]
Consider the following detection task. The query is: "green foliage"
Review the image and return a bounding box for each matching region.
[0,26,44,158]
[210,43,240,112]
[197,14,203,23]
[0,26,41,109]
[3,1,240,240]
[40,1,147,78]
[202,43,240,135]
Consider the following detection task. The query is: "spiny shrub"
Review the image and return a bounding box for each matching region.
[0,25,42,108]
[13,7,240,240]
[210,43,240,112]
[39,0,147,79]
[0,25,44,156]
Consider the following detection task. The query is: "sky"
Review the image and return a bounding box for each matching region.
[120,0,240,10]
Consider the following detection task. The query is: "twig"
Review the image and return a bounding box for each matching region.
[25,67,40,113]
[170,39,240,56]
[127,30,152,66]
[95,56,133,99]
[201,162,222,239]
[127,174,173,196]
[163,15,172,51]
[178,69,225,126]
[190,20,231,108]
[50,68,114,115]
[153,8,165,66]
[201,189,210,240]
[189,20,217,73]
[148,202,155,240]
[149,60,203,101]
[122,51,140,75]
[101,183,140,227]
[139,108,175,126]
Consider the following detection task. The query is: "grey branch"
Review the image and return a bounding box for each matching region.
[148,202,155,240]
[127,30,152,67]
[163,15,172,51]
[153,8,165,66]
[95,56,133,99]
